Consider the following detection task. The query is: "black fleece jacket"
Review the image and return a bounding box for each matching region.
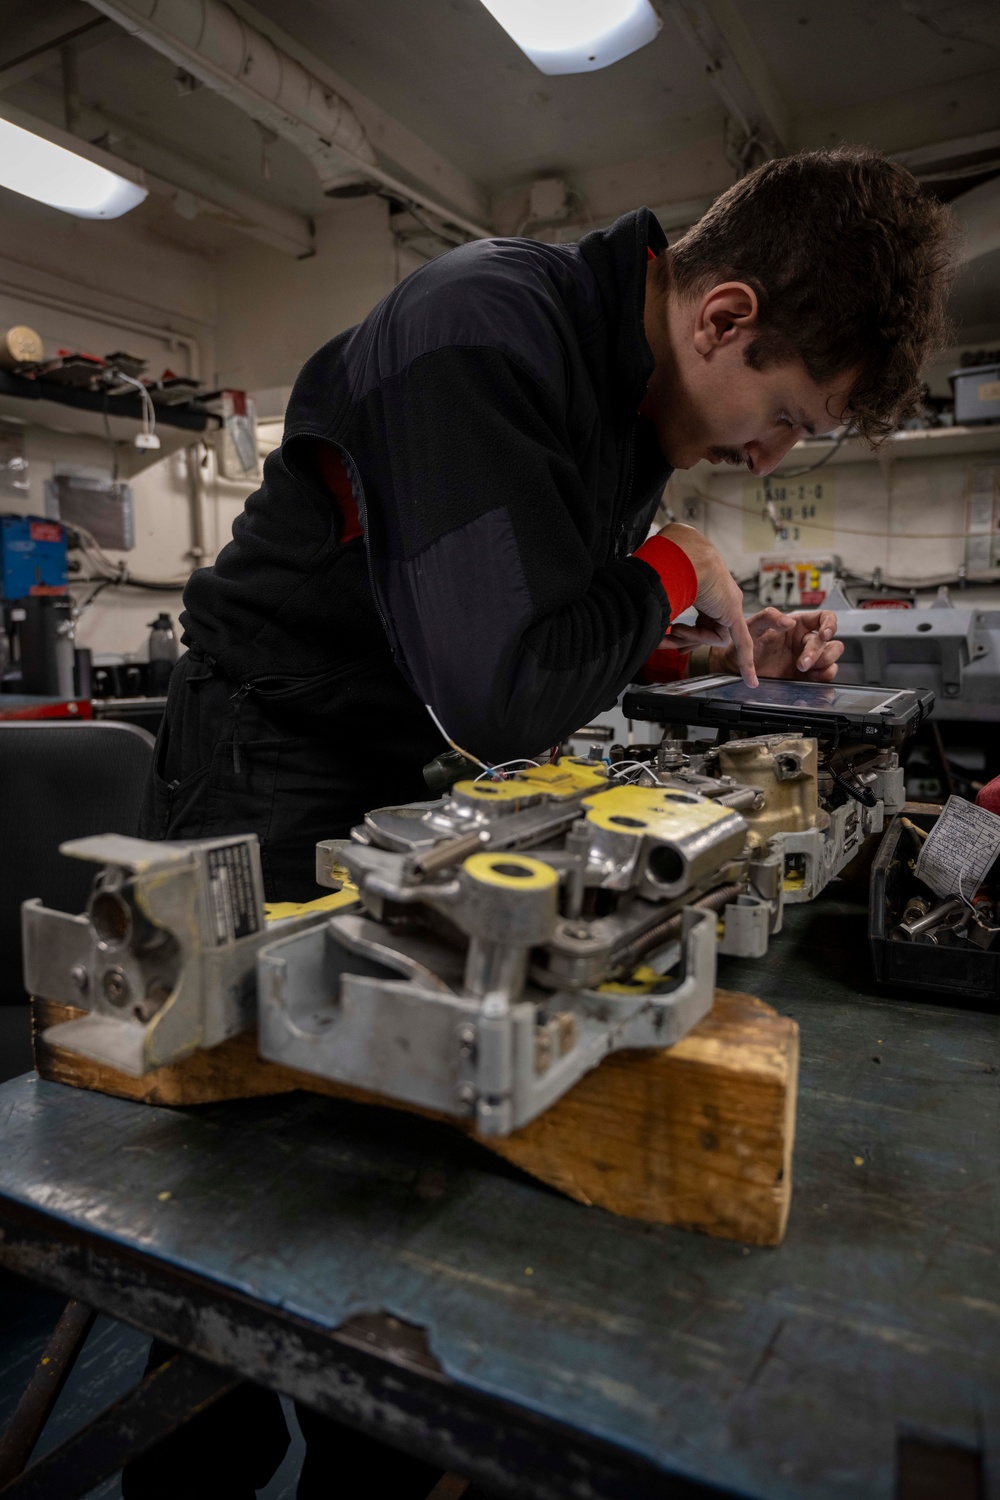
[181,207,676,764]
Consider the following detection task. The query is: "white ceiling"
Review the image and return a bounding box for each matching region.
[740,0,1000,116]
[0,0,999,333]
[245,0,722,188]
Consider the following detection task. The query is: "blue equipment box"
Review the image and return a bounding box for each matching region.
[0,515,68,600]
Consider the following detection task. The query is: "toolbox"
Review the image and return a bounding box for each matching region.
[870,809,1000,1003]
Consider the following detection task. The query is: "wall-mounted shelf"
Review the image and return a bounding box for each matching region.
[0,369,219,474]
[791,424,1000,467]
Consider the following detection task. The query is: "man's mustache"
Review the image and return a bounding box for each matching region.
[708,446,749,466]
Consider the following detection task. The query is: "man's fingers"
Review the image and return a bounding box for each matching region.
[748,608,795,638]
[798,635,844,672]
[796,630,823,671]
[669,620,728,648]
[730,611,759,687]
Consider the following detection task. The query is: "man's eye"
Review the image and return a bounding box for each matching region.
[777,413,796,431]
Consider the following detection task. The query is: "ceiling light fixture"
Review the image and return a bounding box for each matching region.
[0,106,148,219]
[478,0,661,74]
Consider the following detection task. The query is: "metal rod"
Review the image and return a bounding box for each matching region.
[611,883,743,975]
[0,1300,96,1487]
[895,897,965,941]
[0,1353,238,1500]
[185,443,206,565]
[414,830,486,877]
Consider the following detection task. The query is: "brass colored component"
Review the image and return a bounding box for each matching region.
[711,735,829,850]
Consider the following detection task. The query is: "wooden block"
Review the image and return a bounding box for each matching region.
[32,991,798,1246]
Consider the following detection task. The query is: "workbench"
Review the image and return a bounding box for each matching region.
[0,895,997,1500]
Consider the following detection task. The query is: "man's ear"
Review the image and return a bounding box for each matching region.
[692,281,759,358]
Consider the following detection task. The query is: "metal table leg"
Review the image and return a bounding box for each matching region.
[0,1352,238,1500]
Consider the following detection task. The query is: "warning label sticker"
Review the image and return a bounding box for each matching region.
[206,841,261,946]
[915,795,1000,900]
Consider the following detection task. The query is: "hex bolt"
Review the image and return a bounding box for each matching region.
[455,1082,476,1110]
[102,967,130,1006]
[70,964,89,993]
[455,1023,477,1058]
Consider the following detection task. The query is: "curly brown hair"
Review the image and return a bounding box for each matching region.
[662,147,956,442]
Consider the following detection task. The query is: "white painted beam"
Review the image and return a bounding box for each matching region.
[14,90,315,259]
[663,0,787,163]
[894,128,1000,183]
[0,16,118,93]
[94,108,317,258]
[951,173,1000,265]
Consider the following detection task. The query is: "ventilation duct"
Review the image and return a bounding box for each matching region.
[86,0,491,237]
[84,0,377,185]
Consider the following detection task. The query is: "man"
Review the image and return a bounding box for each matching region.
[126,146,952,1499]
[142,147,950,907]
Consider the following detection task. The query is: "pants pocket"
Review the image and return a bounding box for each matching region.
[200,738,285,888]
[138,762,211,841]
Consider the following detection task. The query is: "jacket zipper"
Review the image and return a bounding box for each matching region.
[612,423,636,559]
[339,448,397,656]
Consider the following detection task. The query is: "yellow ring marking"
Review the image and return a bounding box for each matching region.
[462,852,558,891]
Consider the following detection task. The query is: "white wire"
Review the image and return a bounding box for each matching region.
[473,758,539,781]
[424,702,494,774]
[957,866,1000,933]
[609,761,664,784]
[114,371,156,438]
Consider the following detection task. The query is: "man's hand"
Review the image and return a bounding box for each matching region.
[710,607,843,681]
[656,522,758,686]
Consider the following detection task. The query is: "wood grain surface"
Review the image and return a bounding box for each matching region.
[32,989,798,1245]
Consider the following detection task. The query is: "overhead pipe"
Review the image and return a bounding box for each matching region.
[84,0,493,240]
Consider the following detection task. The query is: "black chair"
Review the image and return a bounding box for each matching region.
[0,720,155,1012]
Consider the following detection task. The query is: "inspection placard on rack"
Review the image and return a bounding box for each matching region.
[915,796,1000,899]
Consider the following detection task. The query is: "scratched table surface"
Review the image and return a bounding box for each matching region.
[0,895,997,1500]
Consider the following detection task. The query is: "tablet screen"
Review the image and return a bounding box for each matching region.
[701,679,896,714]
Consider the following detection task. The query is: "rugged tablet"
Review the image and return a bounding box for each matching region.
[622,676,933,745]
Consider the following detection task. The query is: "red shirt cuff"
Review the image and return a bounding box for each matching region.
[640,645,690,684]
[633,535,697,619]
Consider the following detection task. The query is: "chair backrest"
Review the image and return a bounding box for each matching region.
[0,720,155,1002]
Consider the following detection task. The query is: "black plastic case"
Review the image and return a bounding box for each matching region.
[624,676,933,747]
[869,810,1000,1004]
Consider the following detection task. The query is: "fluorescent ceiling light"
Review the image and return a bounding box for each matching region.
[478,0,661,74]
[0,106,147,219]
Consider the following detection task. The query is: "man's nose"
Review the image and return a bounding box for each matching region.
[745,431,800,478]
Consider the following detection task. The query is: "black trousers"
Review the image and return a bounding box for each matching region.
[120,1343,443,1499]
[139,651,439,902]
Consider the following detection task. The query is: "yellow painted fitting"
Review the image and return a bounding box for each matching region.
[453,779,539,803]
[453,758,606,804]
[582,784,732,837]
[462,852,558,891]
[517,758,608,796]
[598,964,664,995]
[264,887,358,922]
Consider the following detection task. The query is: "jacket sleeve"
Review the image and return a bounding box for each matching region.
[353,344,681,763]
